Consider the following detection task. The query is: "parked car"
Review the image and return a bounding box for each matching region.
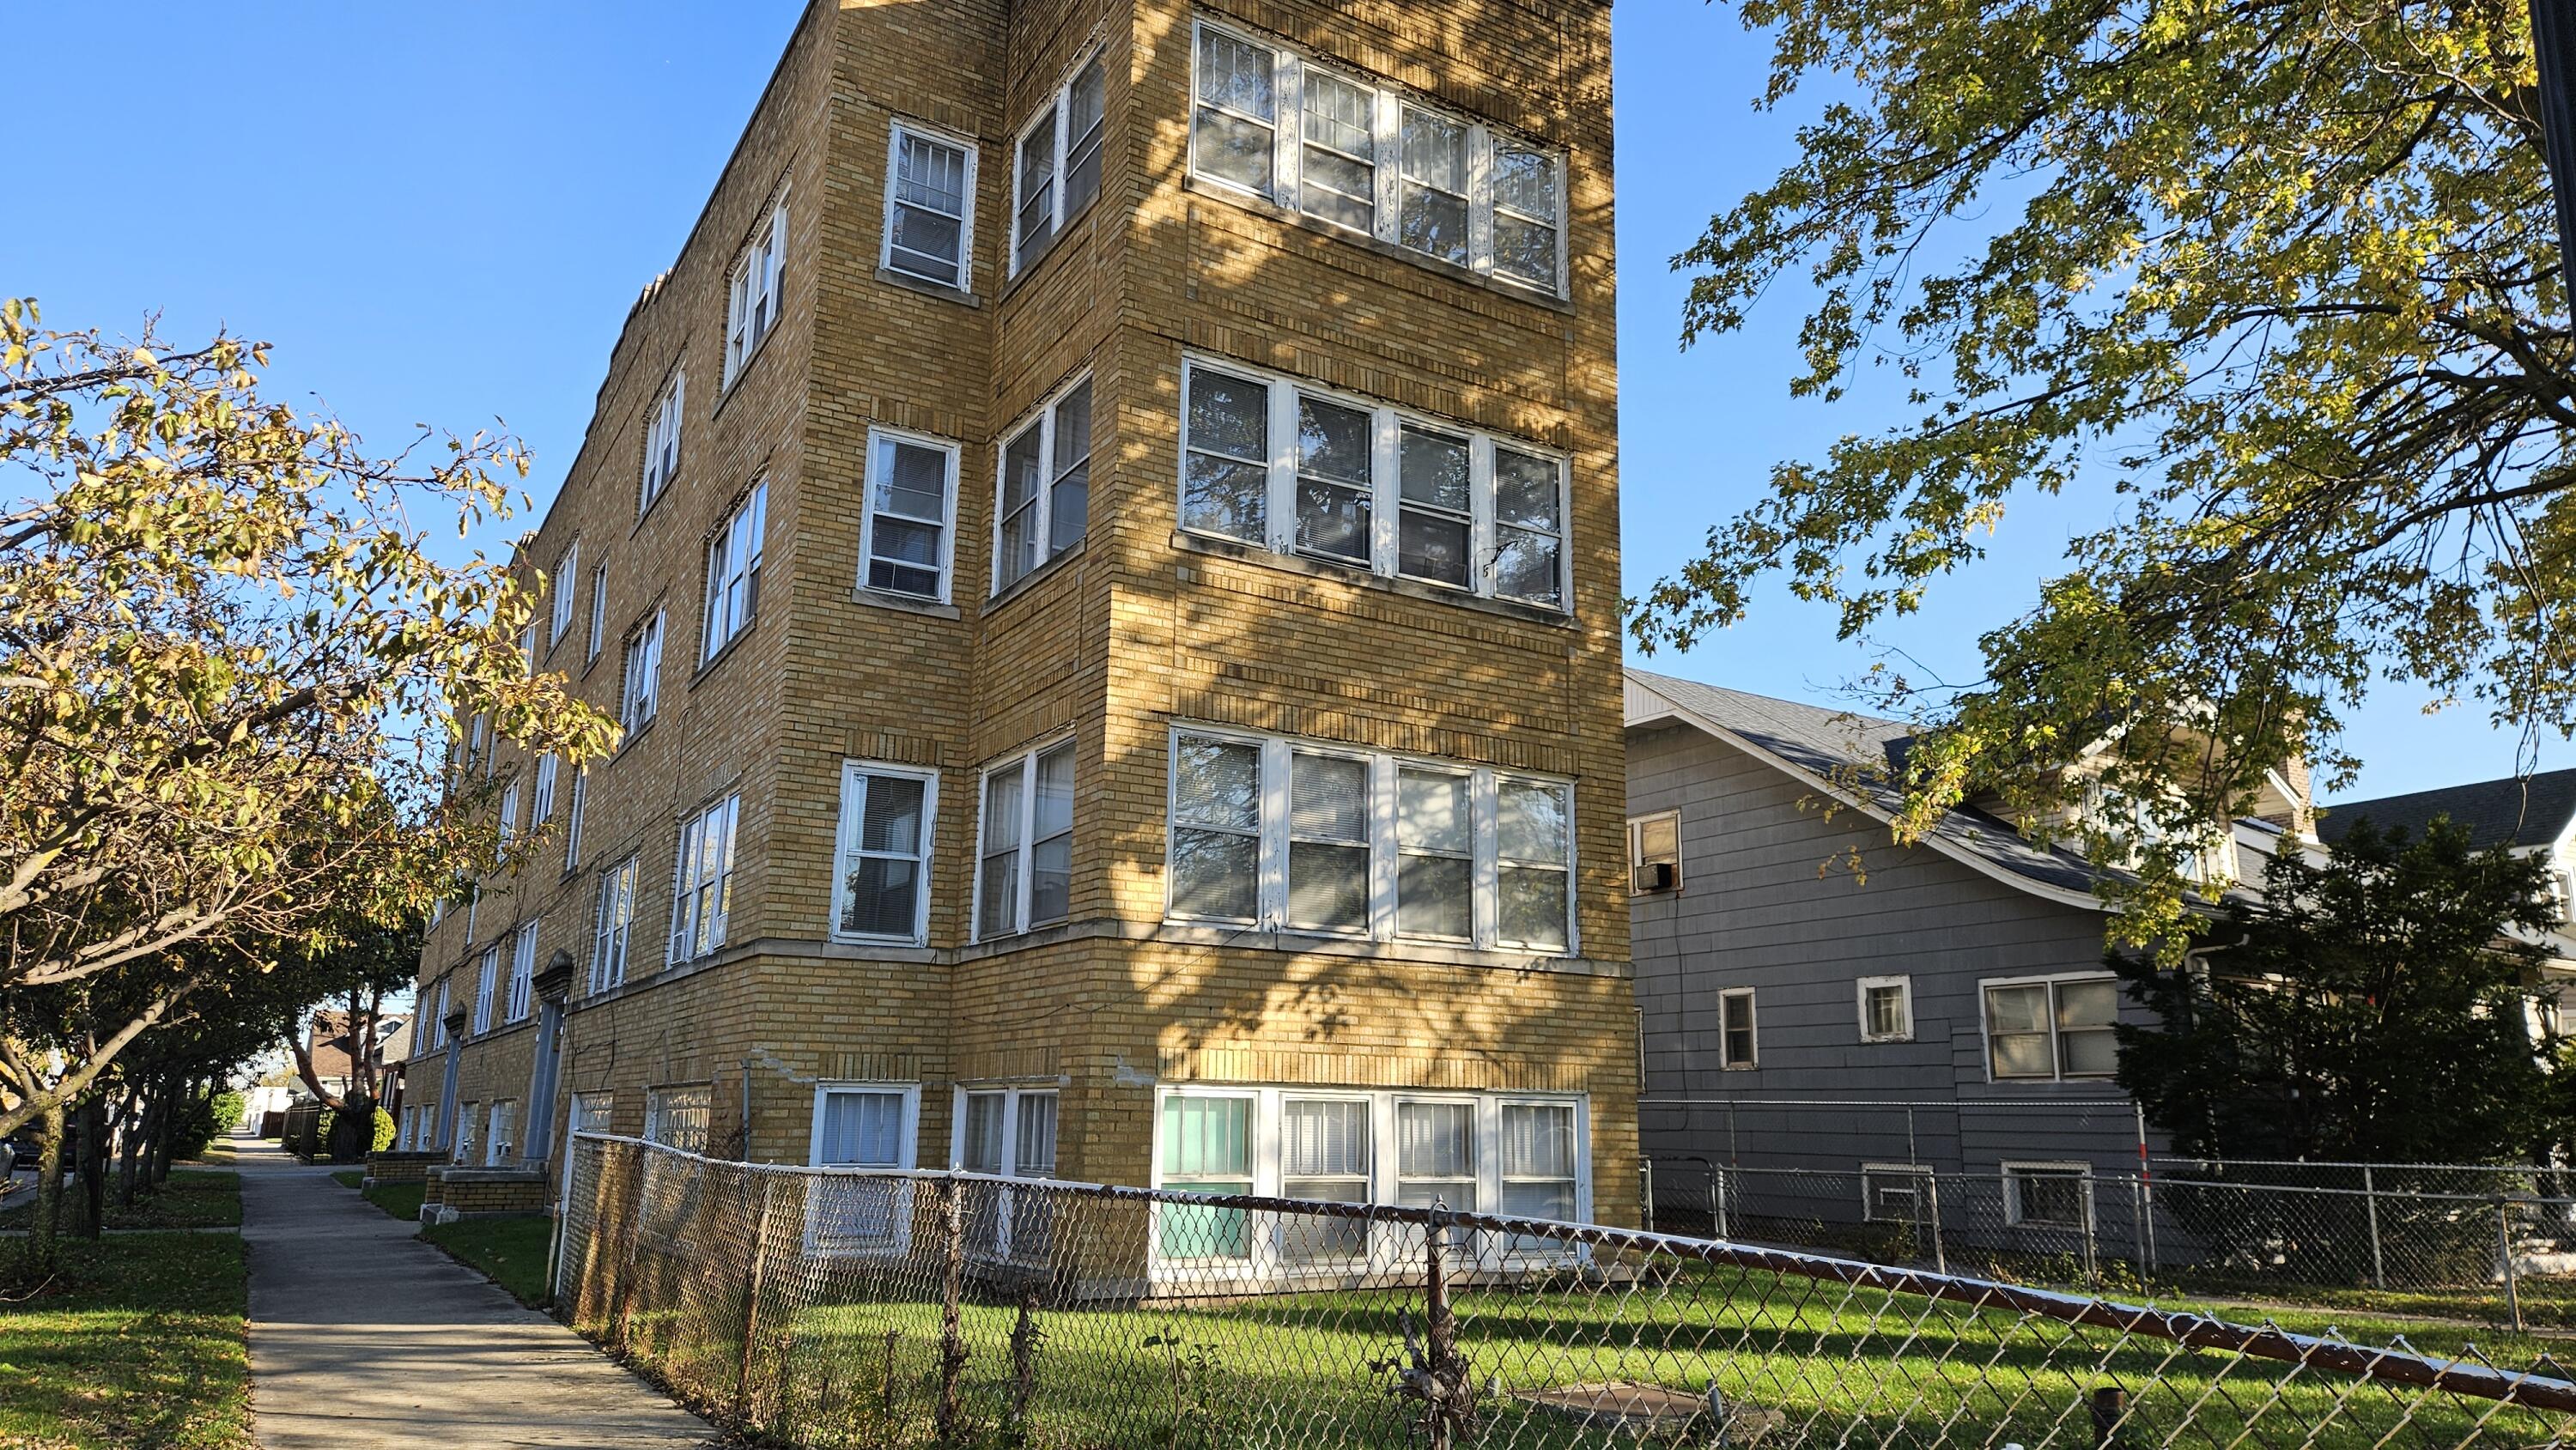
[3,1132,37,1169]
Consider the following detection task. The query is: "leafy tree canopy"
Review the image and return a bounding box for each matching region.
[1635,0,2566,950]
[2113,817,2573,1162]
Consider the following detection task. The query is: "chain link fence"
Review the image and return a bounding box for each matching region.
[561,1133,2573,1448]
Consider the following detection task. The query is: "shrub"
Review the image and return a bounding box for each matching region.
[169,1090,242,1161]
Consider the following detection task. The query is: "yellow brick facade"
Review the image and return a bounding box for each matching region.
[413,0,1635,1228]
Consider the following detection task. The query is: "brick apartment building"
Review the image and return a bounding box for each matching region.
[404,0,1635,1244]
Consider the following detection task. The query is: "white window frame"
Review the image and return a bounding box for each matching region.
[454,1101,478,1163]
[591,854,640,995]
[644,1083,714,1155]
[1860,1162,1933,1223]
[485,1099,517,1166]
[641,367,685,515]
[1979,972,2121,1083]
[952,1084,1064,1265]
[1009,46,1108,275]
[702,480,767,663]
[805,1082,923,1255]
[1717,987,1757,1070]
[1185,15,1571,300]
[2002,1160,2094,1229]
[1626,810,1680,895]
[621,610,665,734]
[471,947,498,1036]
[974,736,1078,942]
[860,427,961,604]
[882,120,979,292]
[724,193,789,389]
[532,753,560,825]
[1177,355,1569,610]
[497,780,521,846]
[1162,724,1577,955]
[428,980,450,1051]
[990,373,1092,595]
[504,919,538,1024]
[1857,974,1914,1044]
[670,793,742,963]
[586,561,610,664]
[831,761,939,946]
[550,542,579,647]
[563,766,587,873]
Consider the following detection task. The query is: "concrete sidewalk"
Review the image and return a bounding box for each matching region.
[238,1132,719,1448]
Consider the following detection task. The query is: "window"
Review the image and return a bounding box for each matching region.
[702,481,766,662]
[1159,1093,1254,1260]
[1627,811,1680,894]
[1188,19,1568,297]
[1179,357,1566,608]
[586,561,610,664]
[1166,727,1575,954]
[428,980,450,1051]
[645,1084,713,1155]
[532,753,559,824]
[520,623,538,675]
[550,543,579,646]
[1280,1096,1370,1261]
[993,377,1091,592]
[809,1083,919,1251]
[725,195,787,386]
[455,1102,478,1163]
[591,855,638,995]
[563,767,587,872]
[2004,1162,2091,1229]
[1984,976,2119,1081]
[1862,1163,1932,1223]
[957,1086,1060,1263]
[671,795,741,962]
[641,368,684,513]
[466,713,489,774]
[504,920,537,1024]
[1859,975,1913,1043]
[621,610,664,733]
[486,1100,517,1166]
[471,947,499,1035]
[834,763,936,944]
[1719,988,1756,1069]
[884,123,976,288]
[1396,1099,1476,1210]
[862,429,958,600]
[977,739,1075,939]
[1012,50,1106,272]
[497,780,521,845]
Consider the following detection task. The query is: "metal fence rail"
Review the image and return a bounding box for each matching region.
[562,1133,2573,1449]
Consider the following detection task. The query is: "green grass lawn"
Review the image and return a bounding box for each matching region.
[424,1216,553,1307]
[0,1231,252,1450]
[328,1168,363,1190]
[0,1169,240,1231]
[361,1180,426,1221]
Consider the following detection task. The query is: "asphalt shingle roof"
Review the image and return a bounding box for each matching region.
[2318,768,2576,852]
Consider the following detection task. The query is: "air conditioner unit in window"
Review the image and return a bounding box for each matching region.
[1635,861,1676,893]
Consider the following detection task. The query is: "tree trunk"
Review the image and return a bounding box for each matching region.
[75,1095,106,1238]
[26,1100,66,1273]
[115,1084,143,1208]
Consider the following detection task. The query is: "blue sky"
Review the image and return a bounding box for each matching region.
[7,3,2538,801]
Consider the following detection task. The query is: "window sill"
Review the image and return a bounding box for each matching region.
[877,266,980,307]
[1181,173,1576,315]
[999,193,1098,303]
[1170,531,1573,628]
[985,536,1087,617]
[612,715,659,761]
[712,331,779,420]
[853,588,962,621]
[607,919,1630,979]
[690,620,759,692]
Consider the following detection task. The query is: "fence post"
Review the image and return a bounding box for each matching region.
[2090,1386,2128,1450]
[1641,1156,1656,1235]
[938,1177,968,1445]
[2498,1198,2524,1335]
[1926,1169,1947,1276]
[735,1174,775,1428]
[2130,1174,2147,1278]
[1711,1162,1728,1240]
[2364,1166,2385,1290]
[2082,1180,2100,1291]
[1421,1208,1471,1450]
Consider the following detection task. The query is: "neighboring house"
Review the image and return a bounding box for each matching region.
[409,0,1639,1247]
[1623,668,2310,1186]
[301,1010,408,1101]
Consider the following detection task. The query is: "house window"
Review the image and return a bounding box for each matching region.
[976,739,1076,940]
[1984,976,2119,1081]
[455,1101,478,1162]
[1158,1093,1254,1261]
[586,561,610,664]
[550,542,579,646]
[621,610,665,733]
[957,1087,1059,1179]
[2004,1162,2091,1229]
[641,367,684,513]
[645,1084,713,1155]
[486,1100,517,1166]
[1280,1096,1370,1262]
[834,762,936,945]
[1858,975,1913,1043]
[1178,357,1567,609]
[532,753,559,824]
[504,920,538,1024]
[724,194,788,386]
[591,855,638,995]
[563,767,587,872]
[466,713,489,774]
[993,376,1091,592]
[1166,726,1575,954]
[428,980,450,1051]
[520,623,538,674]
[862,429,958,600]
[1719,988,1756,1069]
[702,481,767,662]
[1187,18,1569,298]
[1627,811,1680,894]
[809,1083,919,1251]
[1012,50,1106,273]
[497,780,521,845]
[1396,1100,1476,1210]
[1499,1101,1578,1222]
[471,947,499,1035]
[671,794,741,962]
[1862,1163,1932,1223]
[884,123,976,289]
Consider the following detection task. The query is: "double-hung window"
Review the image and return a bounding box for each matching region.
[1180,357,1567,609]
[703,482,766,662]
[1188,18,1569,297]
[1626,810,1680,894]
[993,377,1091,592]
[455,1103,478,1163]
[497,780,521,846]
[884,123,976,289]
[504,919,537,1024]
[809,1083,919,1252]
[550,542,579,647]
[471,946,499,1036]
[641,369,684,514]
[1859,974,1914,1043]
[862,429,958,601]
[429,980,450,1050]
[1012,51,1106,273]
[725,194,788,386]
[532,753,559,824]
[976,739,1075,939]
[563,767,587,871]
[1719,988,1757,1069]
[621,610,665,733]
[486,1101,517,1165]
[833,762,935,945]
[1158,1093,1254,1261]
[1280,1096,1370,1262]
[671,794,741,962]
[586,561,610,664]
[1167,727,1576,954]
[645,1084,712,1154]
[958,1086,1060,1261]
[1984,976,2120,1080]
[592,855,637,994]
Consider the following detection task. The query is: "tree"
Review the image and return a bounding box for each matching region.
[0,299,617,1144]
[2112,817,2573,1163]
[1632,0,2567,952]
